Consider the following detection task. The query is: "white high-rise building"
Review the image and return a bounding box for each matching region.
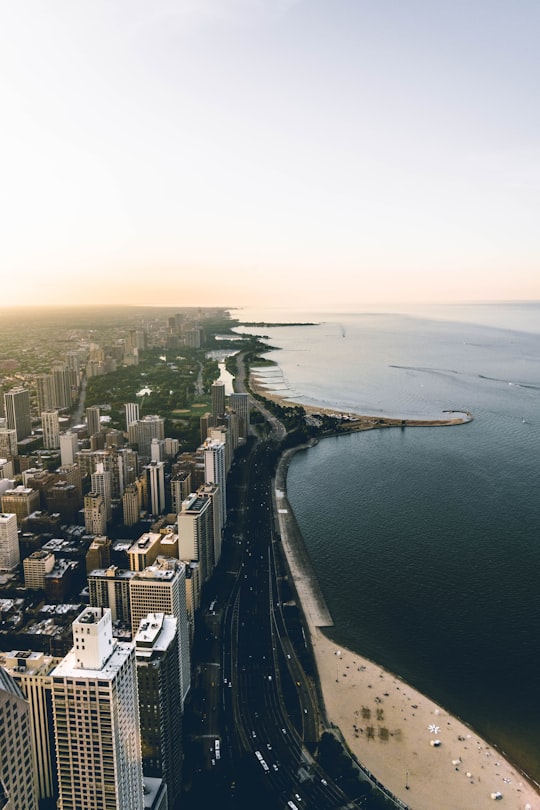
[51,607,144,810]
[59,431,79,466]
[0,512,19,572]
[41,410,60,449]
[145,461,166,516]
[129,559,190,706]
[125,402,140,432]
[203,438,227,528]
[91,463,112,521]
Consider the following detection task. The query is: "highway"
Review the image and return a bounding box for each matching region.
[184,353,364,808]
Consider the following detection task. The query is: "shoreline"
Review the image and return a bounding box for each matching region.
[264,376,540,809]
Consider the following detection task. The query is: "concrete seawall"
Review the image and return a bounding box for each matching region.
[274,443,333,629]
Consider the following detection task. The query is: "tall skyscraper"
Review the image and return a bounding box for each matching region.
[51,364,72,410]
[211,380,225,420]
[41,409,60,449]
[4,387,32,442]
[135,613,183,809]
[203,438,227,528]
[145,461,166,516]
[35,373,55,416]
[135,416,165,458]
[125,402,140,431]
[0,513,20,572]
[91,463,112,522]
[51,607,144,810]
[229,392,250,440]
[86,406,101,437]
[84,492,107,535]
[129,559,191,706]
[0,428,18,459]
[0,666,39,810]
[0,650,58,806]
[59,431,79,466]
[177,492,213,585]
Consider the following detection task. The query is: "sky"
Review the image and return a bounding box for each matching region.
[1,0,539,311]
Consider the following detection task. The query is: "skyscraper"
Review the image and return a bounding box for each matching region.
[0,513,20,572]
[41,409,60,449]
[86,406,101,437]
[59,431,79,466]
[203,438,227,528]
[145,461,166,516]
[136,416,165,458]
[129,559,190,706]
[51,607,144,810]
[177,492,213,586]
[51,364,72,410]
[211,380,225,420]
[4,387,31,442]
[0,650,58,806]
[125,402,140,431]
[84,492,107,535]
[0,666,38,810]
[135,613,183,809]
[229,392,250,440]
[35,373,55,416]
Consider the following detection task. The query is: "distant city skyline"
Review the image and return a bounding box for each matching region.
[2,0,540,309]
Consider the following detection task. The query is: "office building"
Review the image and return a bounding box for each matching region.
[86,535,111,575]
[125,402,140,432]
[145,461,166,516]
[170,470,191,515]
[59,431,79,466]
[88,566,135,624]
[84,492,107,535]
[0,650,58,806]
[136,416,165,458]
[86,406,101,437]
[51,607,144,809]
[135,614,182,809]
[1,486,40,523]
[4,387,32,442]
[23,550,55,590]
[127,532,163,572]
[203,438,227,528]
[129,559,190,706]
[0,458,13,480]
[35,374,55,416]
[0,513,20,572]
[229,392,250,440]
[0,428,17,460]
[211,380,225,419]
[178,492,213,585]
[91,463,112,522]
[51,364,72,410]
[0,667,38,810]
[122,482,141,527]
[41,409,60,449]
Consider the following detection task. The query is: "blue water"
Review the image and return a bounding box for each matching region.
[237,303,540,783]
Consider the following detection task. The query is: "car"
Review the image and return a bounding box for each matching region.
[320,778,328,786]
[251,731,256,738]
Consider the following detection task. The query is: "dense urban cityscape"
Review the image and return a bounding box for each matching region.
[0,306,380,810]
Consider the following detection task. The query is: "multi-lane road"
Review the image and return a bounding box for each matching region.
[186,383,361,808]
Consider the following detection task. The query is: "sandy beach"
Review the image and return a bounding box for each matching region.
[264,372,540,810]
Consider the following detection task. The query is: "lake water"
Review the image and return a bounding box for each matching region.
[236,302,540,784]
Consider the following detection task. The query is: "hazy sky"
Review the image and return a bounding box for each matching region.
[1,0,539,310]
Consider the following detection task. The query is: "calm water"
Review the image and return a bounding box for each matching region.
[238,303,540,783]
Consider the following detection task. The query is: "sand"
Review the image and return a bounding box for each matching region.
[311,630,540,810]
[259,373,540,810]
